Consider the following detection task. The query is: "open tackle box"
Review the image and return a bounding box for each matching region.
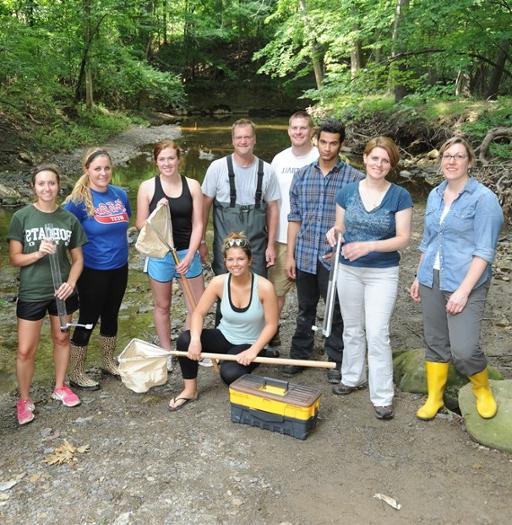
[229,375,321,440]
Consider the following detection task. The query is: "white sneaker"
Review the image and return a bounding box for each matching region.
[199,358,213,368]
[167,355,174,372]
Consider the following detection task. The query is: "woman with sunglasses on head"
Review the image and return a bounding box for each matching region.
[136,140,205,371]
[64,148,131,390]
[410,137,503,420]
[169,232,278,411]
[326,136,413,420]
[8,165,86,425]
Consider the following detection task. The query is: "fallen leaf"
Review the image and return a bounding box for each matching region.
[43,439,89,466]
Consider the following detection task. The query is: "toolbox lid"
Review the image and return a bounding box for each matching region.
[229,375,321,407]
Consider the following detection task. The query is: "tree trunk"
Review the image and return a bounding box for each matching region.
[74,5,107,105]
[351,40,362,80]
[299,0,324,89]
[484,42,510,99]
[162,0,168,44]
[455,69,471,96]
[390,0,409,102]
[85,65,94,110]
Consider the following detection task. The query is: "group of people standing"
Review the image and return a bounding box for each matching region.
[8,112,503,426]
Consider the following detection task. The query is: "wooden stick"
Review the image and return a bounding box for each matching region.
[168,247,198,310]
[146,209,220,371]
[169,350,336,369]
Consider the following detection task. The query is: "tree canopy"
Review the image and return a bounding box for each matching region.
[255,0,512,107]
[1,0,511,126]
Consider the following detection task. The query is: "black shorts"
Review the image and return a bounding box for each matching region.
[16,294,79,322]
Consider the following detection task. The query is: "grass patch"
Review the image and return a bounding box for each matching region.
[30,105,149,153]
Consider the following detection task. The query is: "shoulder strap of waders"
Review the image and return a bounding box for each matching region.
[226,155,236,207]
[255,158,264,209]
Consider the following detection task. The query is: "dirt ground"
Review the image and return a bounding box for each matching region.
[1,212,511,525]
[1,124,511,524]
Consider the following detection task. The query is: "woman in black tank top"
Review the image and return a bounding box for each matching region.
[136,140,205,369]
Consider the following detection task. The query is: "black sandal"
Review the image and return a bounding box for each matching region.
[168,396,198,412]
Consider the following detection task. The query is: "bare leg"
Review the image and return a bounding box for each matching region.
[168,378,199,409]
[50,314,72,389]
[16,318,43,400]
[277,295,286,317]
[150,279,172,351]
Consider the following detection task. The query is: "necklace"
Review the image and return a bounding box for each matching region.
[360,180,389,210]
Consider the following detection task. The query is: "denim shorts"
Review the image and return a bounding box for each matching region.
[17,294,79,321]
[144,249,202,283]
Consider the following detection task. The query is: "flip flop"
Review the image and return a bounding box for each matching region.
[168,396,198,412]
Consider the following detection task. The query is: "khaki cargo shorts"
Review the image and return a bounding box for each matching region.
[268,242,295,297]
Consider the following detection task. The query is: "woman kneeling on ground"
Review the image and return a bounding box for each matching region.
[8,165,86,425]
[410,136,503,420]
[64,148,131,390]
[326,136,413,420]
[169,232,278,411]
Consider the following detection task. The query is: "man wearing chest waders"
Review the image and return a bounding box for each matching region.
[200,119,280,334]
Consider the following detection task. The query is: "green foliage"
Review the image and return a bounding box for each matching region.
[0,1,185,127]
[31,106,141,152]
[255,0,512,104]
[330,93,512,160]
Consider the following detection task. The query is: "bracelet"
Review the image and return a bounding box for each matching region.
[200,240,206,245]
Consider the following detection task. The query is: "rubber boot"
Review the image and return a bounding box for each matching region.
[68,344,100,390]
[468,368,497,419]
[100,335,120,377]
[416,361,449,420]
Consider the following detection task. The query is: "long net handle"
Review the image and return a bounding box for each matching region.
[44,224,68,330]
[169,350,336,369]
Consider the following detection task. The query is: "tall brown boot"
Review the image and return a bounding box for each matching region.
[68,344,100,390]
[100,335,120,376]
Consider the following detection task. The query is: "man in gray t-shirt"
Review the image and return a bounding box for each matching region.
[200,119,280,278]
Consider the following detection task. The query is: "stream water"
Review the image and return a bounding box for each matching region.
[0,117,294,393]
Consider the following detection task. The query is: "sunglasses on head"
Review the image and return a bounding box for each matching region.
[224,238,248,249]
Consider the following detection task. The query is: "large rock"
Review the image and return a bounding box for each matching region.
[393,349,503,411]
[459,379,512,453]
[0,182,23,205]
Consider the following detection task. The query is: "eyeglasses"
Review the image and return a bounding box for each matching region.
[224,238,249,249]
[442,154,467,162]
